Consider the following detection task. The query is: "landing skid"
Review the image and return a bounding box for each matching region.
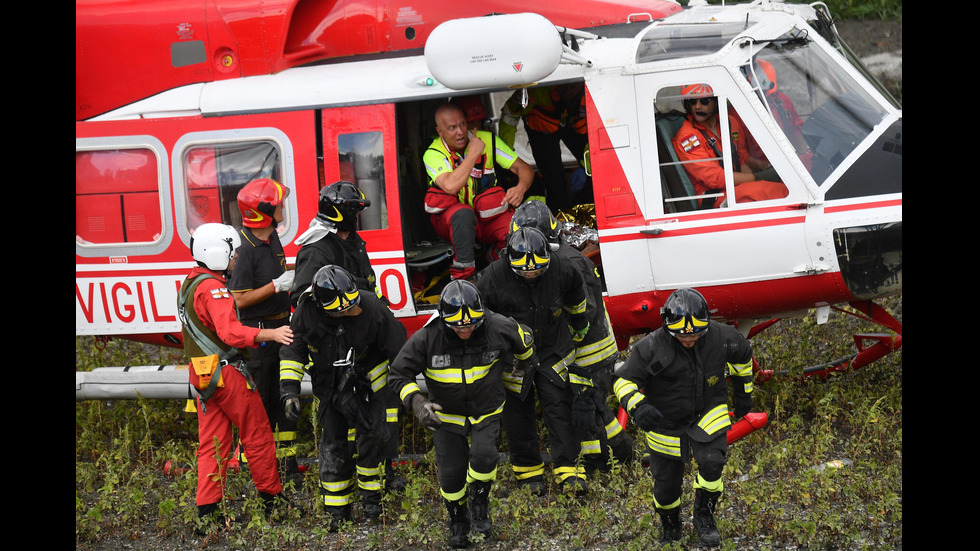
[753,299,903,383]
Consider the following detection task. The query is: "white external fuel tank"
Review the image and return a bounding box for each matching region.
[424,13,564,90]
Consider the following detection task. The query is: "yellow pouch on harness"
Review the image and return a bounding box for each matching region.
[191,354,224,391]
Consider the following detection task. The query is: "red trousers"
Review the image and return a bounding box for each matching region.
[194,365,282,506]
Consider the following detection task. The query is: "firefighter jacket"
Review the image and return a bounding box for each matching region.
[614,321,754,450]
[477,253,593,389]
[555,243,618,373]
[279,291,407,404]
[388,310,536,434]
[290,227,380,309]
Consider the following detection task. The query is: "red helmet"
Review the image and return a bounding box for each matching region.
[237,178,290,228]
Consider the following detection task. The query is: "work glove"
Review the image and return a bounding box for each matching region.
[571,386,597,430]
[632,402,664,432]
[733,394,753,419]
[752,165,781,183]
[283,396,301,422]
[570,322,590,342]
[272,270,295,293]
[410,394,443,431]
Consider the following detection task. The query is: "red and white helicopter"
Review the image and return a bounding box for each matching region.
[76,0,902,400]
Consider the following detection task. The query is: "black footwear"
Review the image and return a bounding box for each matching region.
[326,505,352,533]
[558,477,588,497]
[468,480,492,538]
[517,479,546,496]
[385,461,408,493]
[194,503,239,536]
[260,491,305,521]
[656,507,682,542]
[692,488,722,547]
[445,498,470,548]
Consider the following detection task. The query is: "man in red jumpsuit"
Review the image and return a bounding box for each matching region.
[177,222,295,532]
[672,83,788,208]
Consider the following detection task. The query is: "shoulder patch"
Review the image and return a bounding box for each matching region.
[209,287,232,300]
[680,134,701,153]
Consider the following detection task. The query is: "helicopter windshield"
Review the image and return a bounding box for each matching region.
[636,22,755,63]
[740,30,891,186]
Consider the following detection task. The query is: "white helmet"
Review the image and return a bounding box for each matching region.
[190,223,240,271]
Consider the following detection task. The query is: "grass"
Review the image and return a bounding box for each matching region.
[76,294,901,550]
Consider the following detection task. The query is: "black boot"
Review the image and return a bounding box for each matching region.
[692,488,722,547]
[468,481,493,539]
[385,461,407,493]
[445,498,471,548]
[260,491,304,522]
[656,507,682,542]
[517,478,546,496]
[195,502,224,536]
[362,490,383,521]
[325,504,351,532]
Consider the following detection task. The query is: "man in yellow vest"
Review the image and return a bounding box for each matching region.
[423,102,535,281]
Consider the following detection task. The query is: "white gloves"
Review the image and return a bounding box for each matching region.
[273,270,295,293]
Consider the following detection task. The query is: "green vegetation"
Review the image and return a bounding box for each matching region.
[76,295,901,550]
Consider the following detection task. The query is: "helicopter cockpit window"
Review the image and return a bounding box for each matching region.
[740,32,890,185]
[636,22,755,63]
[655,85,789,212]
[179,141,288,234]
[338,131,388,231]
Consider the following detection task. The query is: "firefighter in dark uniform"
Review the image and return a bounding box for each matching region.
[290,181,381,307]
[509,200,634,473]
[177,223,294,530]
[477,227,594,495]
[290,180,404,491]
[388,280,536,548]
[278,265,407,530]
[614,288,754,547]
[227,178,299,474]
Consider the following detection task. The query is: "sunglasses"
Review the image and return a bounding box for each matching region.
[686,97,716,106]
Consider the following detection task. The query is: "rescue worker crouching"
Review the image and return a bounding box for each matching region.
[614,288,754,547]
[477,227,595,496]
[177,223,297,532]
[278,265,407,530]
[509,200,634,473]
[388,280,537,548]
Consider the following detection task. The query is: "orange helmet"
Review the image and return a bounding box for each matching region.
[680,83,714,97]
[237,178,290,228]
[752,59,778,95]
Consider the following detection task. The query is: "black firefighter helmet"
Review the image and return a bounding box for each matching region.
[312,265,361,315]
[661,288,710,337]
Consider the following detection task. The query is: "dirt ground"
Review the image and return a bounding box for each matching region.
[835,18,903,101]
